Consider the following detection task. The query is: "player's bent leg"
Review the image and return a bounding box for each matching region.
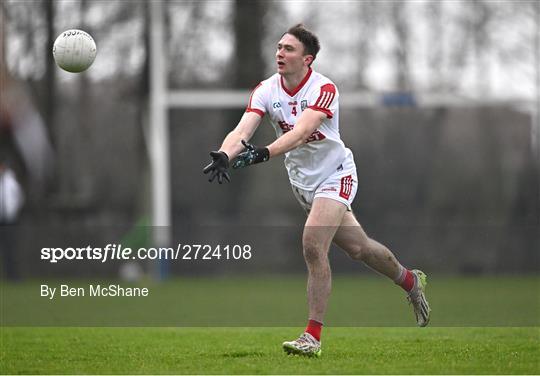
[332,212,401,279]
[332,212,431,327]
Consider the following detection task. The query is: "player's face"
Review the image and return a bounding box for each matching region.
[276,34,312,76]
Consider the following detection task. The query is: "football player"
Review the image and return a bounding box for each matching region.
[204,24,430,357]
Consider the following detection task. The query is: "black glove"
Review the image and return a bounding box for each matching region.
[232,140,270,169]
[203,151,231,184]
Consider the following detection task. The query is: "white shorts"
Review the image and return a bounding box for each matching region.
[291,153,358,212]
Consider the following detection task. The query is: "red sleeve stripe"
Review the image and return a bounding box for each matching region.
[314,83,336,109]
[315,91,335,108]
[246,108,264,117]
[307,105,333,119]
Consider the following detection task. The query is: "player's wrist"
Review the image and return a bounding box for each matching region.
[217,151,230,161]
[232,141,269,169]
[265,145,274,159]
[257,147,270,163]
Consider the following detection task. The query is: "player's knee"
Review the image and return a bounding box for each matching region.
[302,237,326,264]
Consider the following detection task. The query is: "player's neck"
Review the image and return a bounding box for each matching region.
[282,67,311,92]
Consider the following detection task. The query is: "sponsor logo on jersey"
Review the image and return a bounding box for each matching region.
[278,120,293,132]
[305,131,326,142]
[278,121,326,143]
[301,100,308,111]
[272,102,281,109]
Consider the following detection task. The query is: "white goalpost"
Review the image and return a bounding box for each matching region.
[149,1,171,250]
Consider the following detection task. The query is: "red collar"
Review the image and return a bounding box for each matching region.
[280,68,312,97]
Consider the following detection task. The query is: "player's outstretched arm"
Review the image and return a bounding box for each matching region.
[203,112,262,183]
[232,109,325,169]
[268,108,325,157]
[219,112,262,159]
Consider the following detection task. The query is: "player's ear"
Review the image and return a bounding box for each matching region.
[304,54,314,66]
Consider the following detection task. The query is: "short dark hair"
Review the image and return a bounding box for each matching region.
[284,24,320,66]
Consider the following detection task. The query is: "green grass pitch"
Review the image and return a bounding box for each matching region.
[1,327,539,374]
[1,276,539,374]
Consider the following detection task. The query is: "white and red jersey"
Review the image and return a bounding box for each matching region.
[246,68,352,190]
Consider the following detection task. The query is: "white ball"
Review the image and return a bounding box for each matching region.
[53,29,96,73]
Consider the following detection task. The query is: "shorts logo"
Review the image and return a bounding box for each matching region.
[321,187,337,192]
[301,100,308,111]
[339,175,353,200]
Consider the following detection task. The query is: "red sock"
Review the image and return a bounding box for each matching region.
[305,319,323,341]
[397,268,416,292]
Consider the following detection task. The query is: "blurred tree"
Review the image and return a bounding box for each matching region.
[168,1,231,88]
[356,1,377,89]
[168,1,202,87]
[470,0,493,96]
[1,1,56,143]
[224,0,267,216]
[232,0,265,88]
[425,1,444,92]
[390,1,412,91]
[66,0,96,203]
[43,0,56,147]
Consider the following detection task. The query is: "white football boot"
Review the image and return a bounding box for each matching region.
[282,332,322,357]
[407,269,431,327]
